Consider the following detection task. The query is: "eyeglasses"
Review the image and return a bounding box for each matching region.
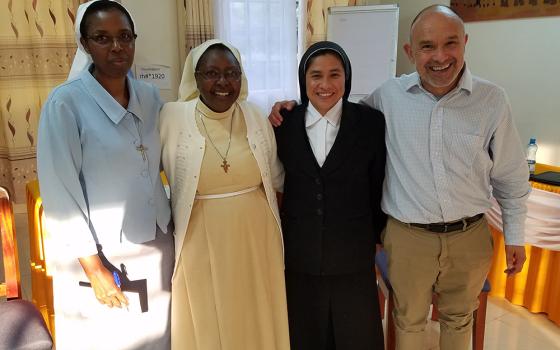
[195,69,242,82]
[85,32,137,47]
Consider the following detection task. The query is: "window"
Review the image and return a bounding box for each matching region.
[215,0,298,113]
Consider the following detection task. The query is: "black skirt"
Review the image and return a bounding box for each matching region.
[285,270,384,350]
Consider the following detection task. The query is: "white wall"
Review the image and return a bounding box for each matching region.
[465,17,560,166]
[121,0,181,102]
[372,1,559,166]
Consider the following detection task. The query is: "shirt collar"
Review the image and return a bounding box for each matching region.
[403,64,473,96]
[80,66,143,124]
[457,66,473,93]
[305,98,343,128]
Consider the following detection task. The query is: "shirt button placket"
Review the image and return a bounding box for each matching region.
[431,105,447,217]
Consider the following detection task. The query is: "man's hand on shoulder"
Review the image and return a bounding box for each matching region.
[268,100,297,127]
[504,245,526,276]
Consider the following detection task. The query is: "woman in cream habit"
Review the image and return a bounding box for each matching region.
[159,39,290,349]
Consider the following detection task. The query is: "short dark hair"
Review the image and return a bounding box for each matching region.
[80,0,135,38]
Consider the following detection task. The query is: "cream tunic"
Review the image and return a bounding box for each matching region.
[171,101,290,350]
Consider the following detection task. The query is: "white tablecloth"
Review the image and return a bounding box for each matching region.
[486,187,560,251]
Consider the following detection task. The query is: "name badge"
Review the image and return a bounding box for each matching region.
[135,64,172,90]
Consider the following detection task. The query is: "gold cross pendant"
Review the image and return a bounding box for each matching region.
[221,159,230,173]
[136,144,148,161]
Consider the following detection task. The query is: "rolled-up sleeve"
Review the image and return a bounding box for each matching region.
[37,98,98,259]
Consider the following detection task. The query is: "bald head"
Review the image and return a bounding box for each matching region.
[410,5,465,42]
[403,4,468,97]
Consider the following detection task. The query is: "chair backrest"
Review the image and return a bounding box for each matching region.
[0,187,21,300]
[1,185,53,349]
[26,179,56,337]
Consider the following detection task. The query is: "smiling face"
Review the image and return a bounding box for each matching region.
[195,47,242,113]
[80,8,135,79]
[404,9,468,97]
[305,52,345,116]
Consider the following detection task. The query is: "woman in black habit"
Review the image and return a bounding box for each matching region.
[274,41,387,349]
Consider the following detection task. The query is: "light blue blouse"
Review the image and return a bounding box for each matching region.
[37,68,171,259]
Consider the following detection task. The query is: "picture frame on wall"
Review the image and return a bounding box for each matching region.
[450,0,560,22]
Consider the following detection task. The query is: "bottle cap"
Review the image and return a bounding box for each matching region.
[530,138,536,144]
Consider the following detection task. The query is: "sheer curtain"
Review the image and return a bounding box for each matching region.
[214,0,298,113]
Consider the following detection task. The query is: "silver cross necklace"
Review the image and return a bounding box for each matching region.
[122,114,148,162]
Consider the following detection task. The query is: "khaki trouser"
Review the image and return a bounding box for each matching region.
[382,216,494,350]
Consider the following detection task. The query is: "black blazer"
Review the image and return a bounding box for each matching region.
[275,101,387,276]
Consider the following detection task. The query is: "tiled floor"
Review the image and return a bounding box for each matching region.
[410,296,560,350]
[4,211,560,349]
[484,297,560,350]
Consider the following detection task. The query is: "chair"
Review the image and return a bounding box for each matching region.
[0,187,53,350]
[0,299,53,350]
[26,180,55,338]
[376,249,490,350]
[1,187,20,299]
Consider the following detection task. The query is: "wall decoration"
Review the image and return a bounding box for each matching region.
[451,0,560,22]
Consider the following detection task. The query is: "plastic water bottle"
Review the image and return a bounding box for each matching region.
[526,138,538,175]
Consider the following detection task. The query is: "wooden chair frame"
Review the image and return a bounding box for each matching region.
[0,189,21,300]
[26,180,55,338]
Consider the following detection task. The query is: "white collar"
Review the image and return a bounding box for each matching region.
[305,98,343,128]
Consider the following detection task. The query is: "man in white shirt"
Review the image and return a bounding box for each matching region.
[360,5,529,349]
[270,5,529,350]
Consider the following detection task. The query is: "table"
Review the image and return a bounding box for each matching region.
[486,163,560,326]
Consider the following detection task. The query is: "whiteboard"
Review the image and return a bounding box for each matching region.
[327,5,399,102]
